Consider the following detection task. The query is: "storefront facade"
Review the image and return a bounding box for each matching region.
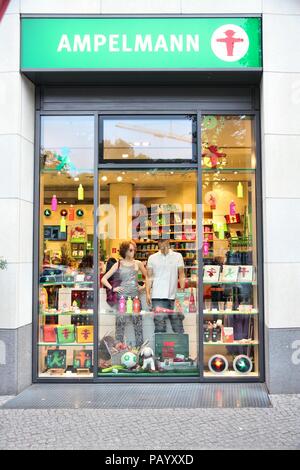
[1,0,300,394]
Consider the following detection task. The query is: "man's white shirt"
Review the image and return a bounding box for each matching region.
[148,249,184,300]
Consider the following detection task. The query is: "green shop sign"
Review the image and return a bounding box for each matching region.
[21,17,262,70]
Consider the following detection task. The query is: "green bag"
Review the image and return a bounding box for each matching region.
[57,325,75,344]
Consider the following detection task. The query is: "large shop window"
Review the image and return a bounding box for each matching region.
[201,115,260,377]
[37,113,261,380]
[38,116,95,378]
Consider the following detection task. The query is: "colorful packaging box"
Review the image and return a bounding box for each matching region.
[43,325,57,343]
[76,325,94,343]
[57,325,75,344]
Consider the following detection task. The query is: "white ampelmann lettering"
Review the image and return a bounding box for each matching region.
[57,33,200,53]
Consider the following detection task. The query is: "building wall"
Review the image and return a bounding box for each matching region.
[0,0,300,394]
[261,1,300,393]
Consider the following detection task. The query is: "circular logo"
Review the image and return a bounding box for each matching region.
[211,24,249,62]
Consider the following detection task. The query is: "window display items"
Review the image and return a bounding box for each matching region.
[221,265,239,283]
[203,265,221,283]
[44,209,51,217]
[140,345,155,372]
[208,355,229,375]
[76,209,84,217]
[121,351,138,369]
[233,355,253,374]
[238,266,253,283]
[77,183,84,201]
[237,182,243,198]
[46,349,67,371]
[57,325,75,344]
[51,194,58,211]
[73,350,93,370]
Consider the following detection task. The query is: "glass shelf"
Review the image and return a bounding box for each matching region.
[40,282,93,287]
[203,281,257,285]
[38,342,94,347]
[203,341,259,346]
[40,310,94,316]
[202,168,256,173]
[203,310,258,316]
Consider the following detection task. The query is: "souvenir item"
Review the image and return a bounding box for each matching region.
[222,327,234,344]
[140,346,155,371]
[57,325,75,344]
[121,351,137,369]
[76,325,94,343]
[58,288,72,310]
[133,296,141,314]
[238,265,253,282]
[73,350,93,369]
[118,296,126,314]
[126,296,133,314]
[51,195,57,211]
[189,288,197,313]
[155,334,189,360]
[43,325,57,343]
[229,200,236,216]
[46,349,67,370]
[233,355,253,374]
[221,265,239,283]
[203,265,220,283]
[208,355,229,374]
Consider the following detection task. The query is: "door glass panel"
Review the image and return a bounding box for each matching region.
[98,169,199,377]
[201,115,260,377]
[38,116,95,378]
[101,116,196,161]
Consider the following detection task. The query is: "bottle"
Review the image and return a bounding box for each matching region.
[126,296,133,314]
[212,322,218,343]
[189,288,197,313]
[133,296,140,314]
[119,296,126,314]
[203,322,210,343]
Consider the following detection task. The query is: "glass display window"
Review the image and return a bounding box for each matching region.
[38,116,95,378]
[201,115,260,378]
[36,112,262,382]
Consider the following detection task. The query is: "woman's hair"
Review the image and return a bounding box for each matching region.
[105,257,117,274]
[78,254,93,270]
[119,240,137,259]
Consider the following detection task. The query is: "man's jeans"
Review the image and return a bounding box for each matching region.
[152,298,185,334]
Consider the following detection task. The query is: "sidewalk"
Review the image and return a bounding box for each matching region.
[0,393,299,450]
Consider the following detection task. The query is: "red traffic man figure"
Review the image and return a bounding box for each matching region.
[216,29,244,57]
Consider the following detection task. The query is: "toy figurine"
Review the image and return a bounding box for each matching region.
[140,346,156,371]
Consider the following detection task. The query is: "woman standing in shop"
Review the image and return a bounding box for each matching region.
[101,240,151,348]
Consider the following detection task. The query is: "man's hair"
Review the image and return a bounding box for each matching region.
[157,238,170,246]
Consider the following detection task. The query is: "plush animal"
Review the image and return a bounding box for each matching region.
[140,346,155,371]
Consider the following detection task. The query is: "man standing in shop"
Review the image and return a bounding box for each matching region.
[147,239,185,333]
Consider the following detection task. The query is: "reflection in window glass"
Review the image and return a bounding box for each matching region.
[38,116,95,378]
[98,170,199,377]
[102,116,196,160]
[201,115,260,377]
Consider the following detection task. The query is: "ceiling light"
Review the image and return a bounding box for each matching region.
[122,154,129,159]
[101,176,108,182]
[117,176,123,182]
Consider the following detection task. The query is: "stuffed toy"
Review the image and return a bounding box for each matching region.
[140,346,156,371]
